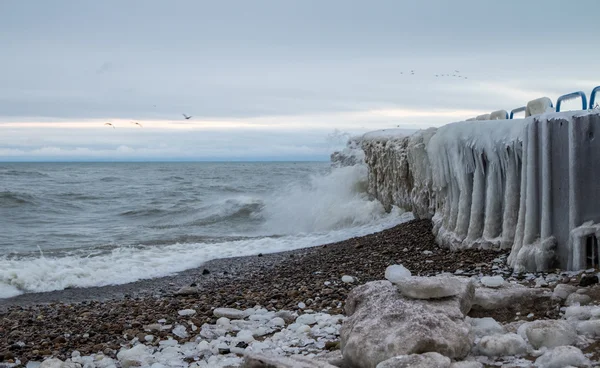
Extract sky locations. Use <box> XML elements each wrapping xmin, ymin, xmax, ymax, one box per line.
<box><xmin>0</xmin><ymin>0</ymin><xmax>599</xmax><ymax>161</ymax></box>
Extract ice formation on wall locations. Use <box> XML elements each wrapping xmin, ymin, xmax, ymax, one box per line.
<box><xmin>355</xmin><ymin>110</ymin><xmax>600</xmax><ymax>272</ymax></box>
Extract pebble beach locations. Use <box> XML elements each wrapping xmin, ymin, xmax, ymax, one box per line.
<box><xmin>0</xmin><ymin>219</ymin><xmax>507</xmax><ymax>365</ymax></box>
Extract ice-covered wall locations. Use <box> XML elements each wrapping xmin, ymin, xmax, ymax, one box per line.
<box><xmin>356</xmin><ymin>110</ymin><xmax>600</xmax><ymax>272</ymax></box>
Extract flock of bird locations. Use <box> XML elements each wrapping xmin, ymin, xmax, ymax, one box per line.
<box><xmin>102</xmin><ymin>70</ymin><xmax>470</xmax><ymax>128</ymax></box>
<box><xmin>103</xmin><ymin>114</ymin><xmax>192</xmax><ymax>128</ymax></box>
<box><xmin>398</xmin><ymin>70</ymin><xmax>469</xmax><ymax>79</ymax></box>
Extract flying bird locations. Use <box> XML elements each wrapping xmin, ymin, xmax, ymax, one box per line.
<box><xmin>131</xmin><ymin>121</ymin><xmax>143</xmax><ymax>127</ymax></box>
<box><xmin>182</xmin><ymin>114</ymin><xmax>192</xmax><ymax>120</ymax></box>
<box><xmin>455</xmin><ymin>70</ymin><xmax>460</xmax><ymax>73</ymax></box>
<box><xmin>104</xmin><ymin>123</ymin><xmax>115</xmax><ymax>129</ymax></box>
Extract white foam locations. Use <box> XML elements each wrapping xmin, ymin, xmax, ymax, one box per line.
<box><xmin>0</xmin><ymin>211</ymin><xmax>413</xmax><ymax>298</ymax></box>
<box><xmin>262</xmin><ymin>165</ymin><xmax>399</xmax><ymax>234</ymax></box>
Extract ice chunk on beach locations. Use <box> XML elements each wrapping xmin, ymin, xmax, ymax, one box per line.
<box><xmin>213</xmin><ymin>308</ymin><xmax>245</xmax><ymax>319</ymax></box>
<box><xmin>177</xmin><ymin>309</ymin><xmax>196</xmax><ymax>316</ymax></box>
<box><xmin>116</xmin><ymin>344</ymin><xmax>155</xmax><ymax>368</ymax></box>
<box><xmin>384</xmin><ymin>264</ymin><xmax>411</xmax><ymax>283</ymax></box>
<box><xmin>480</xmin><ymin>276</ymin><xmax>504</xmax><ymax>288</ymax></box>
<box><xmin>476</xmin><ymin>333</ymin><xmax>527</xmax><ymax>357</ymax></box>
<box><xmin>236</xmin><ymin>329</ymin><xmax>255</xmax><ymax>343</ymax></box>
<box><xmin>468</xmin><ymin>317</ymin><xmax>505</xmax><ymax>338</ymax></box>
<box><xmin>172</xmin><ymin>325</ymin><xmax>188</xmax><ymax>339</ymax></box>
<box><xmin>296</xmin><ymin>314</ymin><xmax>317</xmax><ymax>326</ymax></box>
<box><xmin>534</xmin><ymin>346</ymin><xmax>590</xmax><ymax>368</ymax></box>
<box><xmin>342</xmin><ymin>275</ymin><xmax>355</xmax><ymax>283</ymax></box>
<box><xmin>525</xmin><ymin>320</ymin><xmax>577</xmax><ymax>349</ymax></box>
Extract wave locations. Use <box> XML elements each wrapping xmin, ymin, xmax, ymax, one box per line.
<box><xmin>0</xmin><ymin>211</ymin><xmax>413</xmax><ymax>298</ymax></box>
<box><xmin>261</xmin><ymin>165</ymin><xmax>389</xmax><ymax>234</ymax></box>
<box><xmin>0</xmin><ymin>191</ymin><xmax>37</xmax><ymax>207</ymax></box>
<box><xmin>147</xmin><ymin>196</ymin><xmax>264</xmax><ymax>229</ymax></box>
<box><xmin>0</xmin><ymin>169</ymin><xmax>49</xmax><ymax>178</ymax></box>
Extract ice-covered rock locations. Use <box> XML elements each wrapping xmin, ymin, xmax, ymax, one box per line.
<box><xmin>243</xmin><ymin>353</ymin><xmax>339</xmax><ymax>367</ymax></box>
<box><xmin>384</xmin><ymin>265</ymin><xmax>411</xmax><ymax>283</ymax></box>
<box><xmin>565</xmin><ymin>293</ymin><xmax>592</xmax><ymax>306</ymax></box>
<box><xmin>177</xmin><ymin>309</ymin><xmax>196</xmax><ymax>316</ymax></box>
<box><xmin>395</xmin><ymin>276</ymin><xmax>474</xmax><ymax>304</ymax></box>
<box><xmin>341</xmin><ymin>275</ymin><xmax>355</xmax><ymax>283</ymax></box>
<box><xmin>39</xmin><ymin>359</ymin><xmax>64</xmax><ymax>368</ymax></box>
<box><xmin>236</xmin><ymin>329</ymin><xmax>255</xmax><ymax>343</ymax></box>
<box><xmin>468</xmin><ymin>317</ymin><xmax>505</xmax><ymax>338</ymax></box>
<box><xmin>172</xmin><ymin>325</ymin><xmax>188</xmax><ymax>338</ymax></box>
<box><xmin>534</xmin><ymin>276</ymin><xmax>548</xmax><ymax>288</ymax></box>
<box><xmin>552</xmin><ymin>284</ymin><xmax>577</xmax><ymax>300</ymax></box>
<box><xmin>375</xmin><ymin>352</ymin><xmax>451</xmax><ymax>368</ymax></box>
<box><xmin>480</xmin><ymin>276</ymin><xmax>504</xmax><ymax>288</ymax></box>
<box><xmin>175</xmin><ymin>286</ymin><xmax>199</xmax><ymax>295</ymax></box>
<box><xmin>340</xmin><ymin>280</ymin><xmax>474</xmax><ymax>368</ymax></box>
<box><xmin>533</xmin><ymin>346</ymin><xmax>591</xmax><ymax>368</ymax></box>
<box><xmin>575</xmin><ymin>320</ymin><xmax>600</xmax><ymax>337</ymax></box>
<box><xmin>563</xmin><ymin>305</ymin><xmax>598</xmax><ymax>321</ymax></box>
<box><xmin>213</xmin><ymin>308</ymin><xmax>246</xmax><ymax>319</ymax></box>
<box><xmin>116</xmin><ymin>344</ymin><xmax>155</xmax><ymax>368</ymax></box>
<box><xmin>476</xmin><ymin>333</ymin><xmax>528</xmax><ymax>357</ymax></box>
<box><xmin>296</xmin><ymin>314</ymin><xmax>317</xmax><ymax>326</ymax></box>
<box><xmin>449</xmin><ymin>362</ymin><xmax>483</xmax><ymax>368</ymax></box>
<box><xmin>275</xmin><ymin>310</ymin><xmax>296</xmax><ymax>324</ymax></box>
<box><xmin>472</xmin><ymin>283</ymin><xmax>551</xmax><ymax>312</ymax></box>
<box><xmin>524</xmin><ymin>320</ymin><xmax>577</xmax><ymax>349</ymax></box>
<box><xmin>269</xmin><ymin>317</ymin><xmax>286</xmax><ymax>327</ymax></box>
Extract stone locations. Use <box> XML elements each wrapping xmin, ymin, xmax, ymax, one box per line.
<box><xmin>116</xmin><ymin>344</ymin><xmax>155</xmax><ymax>368</ymax></box>
<box><xmin>174</xmin><ymin>286</ymin><xmax>199</xmax><ymax>295</ymax></box>
<box><xmin>243</xmin><ymin>353</ymin><xmax>338</xmax><ymax>367</ymax></box>
<box><xmin>213</xmin><ymin>307</ymin><xmax>246</xmax><ymax>319</ymax></box>
<box><xmin>472</xmin><ymin>283</ymin><xmax>551</xmax><ymax>311</ymax></box>
<box><xmin>342</xmin><ymin>275</ymin><xmax>355</xmax><ymax>283</ymax></box>
<box><xmin>480</xmin><ymin>276</ymin><xmax>504</xmax><ymax>288</ymax></box>
<box><xmin>467</xmin><ymin>317</ymin><xmax>505</xmax><ymax>338</ymax></box>
<box><xmin>177</xmin><ymin>309</ymin><xmax>196</xmax><ymax>316</ymax></box>
<box><xmin>449</xmin><ymin>362</ymin><xmax>483</xmax><ymax>368</ymax></box>
<box><xmin>525</xmin><ymin>320</ymin><xmax>577</xmax><ymax>349</ymax></box>
<box><xmin>579</xmin><ymin>274</ymin><xmax>598</xmax><ymax>287</ymax></box>
<box><xmin>39</xmin><ymin>359</ymin><xmax>63</xmax><ymax>368</ymax></box>
<box><xmin>476</xmin><ymin>333</ymin><xmax>527</xmax><ymax>357</ymax></box>
<box><xmin>375</xmin><ymin>352</ymin><xmax>451</xmax><ymax>368</ymax></box>
<box><xmin>274</xmin><ymin>310</ymin><xmax>296</xmax><ymax>324</ymax></box>
<box><xmin>576</xmin><ymin>320</ymin><xmax>600</xmax><ymax>337</ymax></box>
<box><xmin>565</xmin><ymin>293</ymin><xmax>592</xmax><ymax>306</ymax></box>
<box><xmin>384</xmin><ymin>265</ymin><xmax>411</xmax><ymax>283</ymax></box>
<box><xmin>340</xmin><ymin>281</ymin><xmax>474</xmax><ymax>368</ymax></box>
<box><xmin>296</xmin><ymin>314</ymin><xmax>317</xmax><ymax>326</ymax></box>
<box><xmin>552</xmin><ymin>284</ymin><xmax>577</xmax><ymax>300</ymax></box>
<box><xmin>395</xmin><ymin>276</ymin><xmax>474</xmax><ymax>304</ymax></box>
<box><xmin>534</xmin><ymin>346</ymin><xmax>591</xmax><ymax>368</ymax></box>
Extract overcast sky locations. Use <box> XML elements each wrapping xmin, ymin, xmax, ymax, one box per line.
<box><xmin>1</xmin><ymin>0</ymin><xmax>598</xmax><ymax>161</ymax></box>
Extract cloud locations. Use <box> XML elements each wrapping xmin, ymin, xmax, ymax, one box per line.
<box><xmin>1</xmin><ymin>0</ymin><xmax>599</xmax><ymax>160</ymax></box>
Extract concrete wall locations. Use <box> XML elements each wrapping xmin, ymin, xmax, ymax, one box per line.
<box><xmin>358</xmin><ymin>110</ymin><xmax>600</xmax><ymax>271</ymax></box>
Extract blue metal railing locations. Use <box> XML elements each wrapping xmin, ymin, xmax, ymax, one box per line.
<box><xmin>556</xmin><ymin>91</ymin><xmax>588</xmax><ymax>112</ymax></box>
<box><xmin>498</xmin><ymin>86</ymin><xmax>600</xmax><ymax>119</ymax></box>
<box><xmin>590</xmin><ymin>86</ymin><xmax>600</xmax><ymax>109</ymax></box>
<box><xmin>510</xmin><ymin>106</ymin><xmax>526</xmax><ymax>119</ymax></box>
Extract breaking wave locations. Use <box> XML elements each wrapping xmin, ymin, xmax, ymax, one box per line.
<box><xmin>0</xmin><ymin>162</ymin><xmax>412</xmax><ymax>298</ymax></box>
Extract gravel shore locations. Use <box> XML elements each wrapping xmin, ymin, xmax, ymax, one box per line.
<box><xmin>0</xmin><ymin>219</ymin><xmax>508</xmax><ymax>364</ymax></box>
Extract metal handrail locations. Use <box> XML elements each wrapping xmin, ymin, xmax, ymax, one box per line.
<box><xmin>510</xmin><ymin>106</ymin><xmax>526</xmax><ymax>119</ymax></box>
<box><xmin>590</xmin><ymin>86</ymin><xmax>600</xmax><ymax>109</ymax></box>
<box><xmin>556</xmin><ymin>91</ymin><xmax>588</xmax><ymax>112</ymax></box>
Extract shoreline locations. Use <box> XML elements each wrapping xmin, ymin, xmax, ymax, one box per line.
<box><xmin>0</xmin><ymin>219</ymin><xmax>509</xmax><ymax>364</ymax></box>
